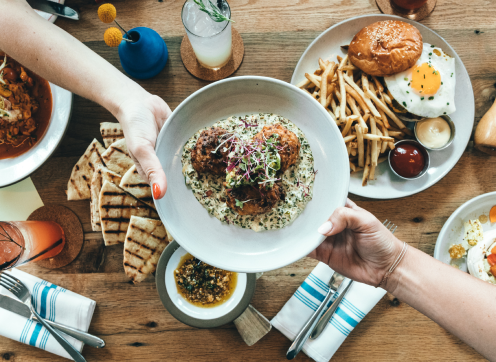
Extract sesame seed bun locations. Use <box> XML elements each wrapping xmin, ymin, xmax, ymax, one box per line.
<box><xmin>348</xmin><ymin>20</ymin><xmax>423</xmax><ymax>77</ymax></box>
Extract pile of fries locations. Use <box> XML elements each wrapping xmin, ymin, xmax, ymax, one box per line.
<box><xmin>297</xmin><ymin>54</ymin><xmax>412</xmax><ymax>186</ymax></box>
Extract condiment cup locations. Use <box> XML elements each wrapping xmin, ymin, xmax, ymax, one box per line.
<box><xmin>414</xmin><ymin>115</ymin><xmax>456</xmax><ymax>151</ymax></box>
<box><xmin>388</xmin><ymin>139</ymin><xmax>430</xmax><ymax>180</ymax></box>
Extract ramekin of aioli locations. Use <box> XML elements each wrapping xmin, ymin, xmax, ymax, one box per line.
<box><xmin>414</xmin><ymin>115</ymin><xmax>455</xmax><ymax>150</ymax></box>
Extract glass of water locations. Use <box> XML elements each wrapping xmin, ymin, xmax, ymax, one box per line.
<box><xmin>181</xmin><ymin>0</ymin><xmax>232</xmax><ymax>70</ymax></box>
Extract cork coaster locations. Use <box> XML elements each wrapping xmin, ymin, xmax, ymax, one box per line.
<box><xmin>376</xmin><ymin>0</ymin><xmax>437</xmax><ymax>21</ymax></box>
<box><xmin>181</xmin><ymin>28</ymin><xmax>244</xmax><ymax>81</ymax></box>
<box><xmin>27</xmin><ymin>205</ymin><xmax>84</xmax><ymax>269</ymax></box>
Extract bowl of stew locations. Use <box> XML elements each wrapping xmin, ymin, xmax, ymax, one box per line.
<box><xmin>0</xmin><ymin>54</ymin><xmax>72</xmax><ymax>187</ymax></box>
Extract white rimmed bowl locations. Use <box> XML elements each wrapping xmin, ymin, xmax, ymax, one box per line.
<box><xmin>434</xmin><ymin>191</ymin><xmax>496</xmax><ymax>272</ymax></box>
<box><xmin>154</xmin><ymin>76</ymin><xmax>349</xmax><ymax>273</ymax></box>
<box><xmin>0</xmin><ymin>82</ymin><xmax>72</xmax><ymax>188</ymax></box>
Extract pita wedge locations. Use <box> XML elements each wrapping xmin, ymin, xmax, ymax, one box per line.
<box><xmin>99</xmin><ymin>180</ymin><xmax>159</xmax><ymax>246</ymax></box>
<box><xmin>120</xmin><ymin>165</ymin><xmax>154</xmax><ymax>209</ymax></box>
<box><xmin>67</xmin><ymin>139</ymin><xmax>106</xmax><ymax>200</ymax></box>
<box><xmin>100</xmin><ymin>122</ymin><xmax>124</xmax><ymax>148</ymax></box>
<box><xmin>123</xmin><ymin>216</ymin><xmax>172</xmax><ymax>283</ymax></box>
<box><xmin>90</xmin><ymin>166</ymin><xmax>122</xmax><ymax>231</ymax></box>
<box><xmin>101</xmin><ymin>138</ymin><xmax>134</xmax><ymax>176</ymax></box>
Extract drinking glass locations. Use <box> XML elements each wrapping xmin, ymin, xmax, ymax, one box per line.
<box><xmin>391</xmin><ymin>0</ymin><xmax>429</xmax><ymax>12</ymax></box>
<box><xmin>0</xmin><ymin>221</ymin><xmax>65</xmax><ymax>270</ymax></box>
<box><xmin>182</xmin><ymin>0</ymin><xmax>232</xmax><ymax>70</ymax></box>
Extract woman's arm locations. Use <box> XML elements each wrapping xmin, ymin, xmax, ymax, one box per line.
<box><xmin>311</xmin><ymin>199</ymin><xmax>496</xmax><ymax>361</ymax></box>
<box><xmin>0</xmin><ymin>0</ymin><xmax>170</xmax><ymax>198</ymax></box>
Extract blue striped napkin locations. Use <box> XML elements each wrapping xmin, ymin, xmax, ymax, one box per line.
<box><xmin>271</xmin><ymin>262</ymin><xmax>386</xmax><ymax>362</ymax></box>
<box><xmin>0</xmin><ymin>269</ymin><xmax>96</xmax><ymax>360</ymax></box>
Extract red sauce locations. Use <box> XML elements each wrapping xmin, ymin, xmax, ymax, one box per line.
<box><xmin>390</xmin><ymin>143</ymin><xmax>425</xmax><ymax>178</ymax></box>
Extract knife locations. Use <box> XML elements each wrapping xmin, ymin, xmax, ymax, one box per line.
<box><xmin>27</xmin><ymin>0</ymin><xmax>79</xmax><ymax>20</ymax></box>
<box><xmin>0</xmin><ymin>295</ymin><xmax>105</xmax><ymax>348</ymax></box>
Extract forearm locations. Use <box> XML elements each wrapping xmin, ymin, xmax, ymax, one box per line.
<box><xmin>386</xmin><ymin>245</ymin><xmax>496</xmax><ymax>360</ymax></box>
<box><xmin>0</xmin><ymin>0</ymin><xmax>144</xmax><ymax>117</ymax></box>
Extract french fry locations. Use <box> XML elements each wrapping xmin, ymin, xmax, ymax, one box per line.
<box><xmin>338</xmin><ymin>70</ymin><xmax>346</xmax><ymax>121</ymax></box>
<box><xmin>341</xmin><ymin>65</ymin><xmax>358</xmax><ymax>71</ymax></box>
<box><xmin>343</xmin><ymin>134</ymin><xmax>357</xmax><ymax>143</ymax></box>
<box><xmin>378</xmin><ymin>107</ymin><xmax>390</xmax><ymax>128</ymax></box>
<box><xmin>341</xmin><ymin>116</ymin><xmax>356</xmax><ymax>137</ymax></box>
<box><xmin>346</xmin><ymin>141</ymin><xmax>352</xmax><ymax>156</ymax></box>
<box><xmin>297</xmin><ymin>78</ymin><xmax>311</xmax><ymax>88</ymax></box>
<box><xmin>351</xmin><ymin>167</ymin><xmax>364</xmax><ymax>174</ymax></box>
<box><xmin>338</xmin><ymin>54</ymin><xmax>349</xmax><ymax>70</ymax></box>
<box><xmin>366</xmin><ymin>88</ymin><xmax>407</xmax><ymax>130</ymax></box>
<box><xmin>362</xmin><ymin>142</ymin><xmax>371</xmax><ymax>186</ymax></box>
<box><xmin>347</xmin><ymin>95</ymin><xmax>368</xmax><ymax>133</ymax></box>
<box><xmin>319</xmin><ymin>58</ymin><xmax>329</xmax><ymax>71</ymax></box>
<box><xmin>305</xmin><ymin>73</ymin><xmax>321</xmax><ymax>89</ymax></box>
<box><xmin>344</xmin><ymin>74</ymin><xmax>381</xmax><ymax>118</ymax></box>
<box><xmin>350</xmin><ymin>148</ymin><xmax>357</xmax><ymax>156</ymax></box>
<box><xmin>320</xmin><ymin>63</ymin><xmax>336</xmax><ymax>107</ymax></box>
<box><xmin>344</xmin><ymin>84</ymin><xmax>370</xmax><ymax>113</ymax></box>
<box><xmin>363</xmin><ymin>134</ymin><xmax>394</xmax><ymax>142</ymax></box>
<box><xmin>355</xmin><ymin>124</ymin><xmax>364</xmax><ymax>168</ymax></box>
<box><xmin>388</xmin><ymin>131</ymin><xmax>405</xmax><ymax>138</ymax></box>
<box><xmin>362</xmin><ymin>73</ymin><xmax>370</xmax><ymax>92</ymax></box>
<box><xmin>380</xmin><ymin>126</ymin><xmax>388</xmax><ymax>153</ymax></box>
<box><xmin>370</xmin><ymin>117</ymin><xmax>378</xmax><ymax>166</ymax></box>
<box><xmin>349</xmin><ymin>161</ymin><xmax>356</xmax><ymax>172</ymax></box>
<box><xmin>372</xmin><ymin>76</ymin><xmax>384</xmax><ymax>92</ymax></box>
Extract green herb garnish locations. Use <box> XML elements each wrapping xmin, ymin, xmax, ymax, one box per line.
<box><xmin>194</xmin><ymin>0</ymin><xmax>234</xmax><ymax>23</ymax></box>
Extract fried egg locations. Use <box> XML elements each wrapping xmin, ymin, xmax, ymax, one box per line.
<box><xmin>384</xmin><ymin>43</ymin><xmax>456</xmax><ymax>118</ymax></box>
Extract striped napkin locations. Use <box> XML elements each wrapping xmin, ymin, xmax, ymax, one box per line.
<box><xmin>271</xmin><ymin>262</ymin><xmax>386</xmax><ymax>362</ymax></box>
<box><xmin>0</xmin><ymin>269</ymin><xmax>96</xmax><ymax>360</ymax></box>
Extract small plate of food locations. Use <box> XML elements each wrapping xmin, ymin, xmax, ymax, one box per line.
<box><xmin>291</xmin><ymin>14</ymin><xmax>474</xmax><ymax>199</ymax></box>
<box><xmin>156</xmin><ymin>241</ymin><xmax>256</xmax><ymax>328</ymax></box>
<box><xmin>154</xmin><ymin>76</ymin><xmax>349</xmax><ymax>272</ymax></box>
<box><xmin>0</xmin><ymin>53</ymin><xmax>72</xmax><ymax>187</ymax></box>
<box><xmin>434</xmin><ymin>192</ymin><xmax>496</xmax><ymax>284</ymax></box>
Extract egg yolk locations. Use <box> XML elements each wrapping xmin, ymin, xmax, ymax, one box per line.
<box><xmin>410</xmin><ymin>63</ymin><xmax>441</xmax><ymax>95</ymax></box>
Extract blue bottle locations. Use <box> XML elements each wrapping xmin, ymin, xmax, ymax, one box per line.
<box><xmin>118</xmin><ymin>27</ymin><xmax>168</xmax><ymax>80</ymax></box>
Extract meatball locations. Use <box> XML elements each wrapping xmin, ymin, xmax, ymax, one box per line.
<box><xmin>191</xmin><ymin>127</ymin><xmax>232</xmax><ymax>175</ymax></box>
<box><xmin>225</xmin><ymin>183</ymin><xmax>282</xmax><ymax>216</ymax></box>
<box><xmin>253</xmin><ymin>124</ymin><xmax>300</xmax><ymax>173</ymax></box>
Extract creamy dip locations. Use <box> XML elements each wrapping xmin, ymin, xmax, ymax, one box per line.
<box><xmin>182</xmin><ymin>113</ymin><xmax>315</xmax><ymax>232</ymax></box>
<box><xmin>416</xmin><ymin>117</ymin><xmax>451</xmax><ymax>149</ymax></box>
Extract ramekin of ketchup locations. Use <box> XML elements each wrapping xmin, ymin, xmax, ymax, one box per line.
<box><xmin>388</xmin><ymin>140</ymin><xmax>430</xmax><ymax>179</ymax></box>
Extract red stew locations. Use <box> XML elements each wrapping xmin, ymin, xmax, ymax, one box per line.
<box><xmin>390</xmin><ymin>143</ymin><xmax>425</xmax><ymax>178</ymax></box>
<box><xmin>0</xmin><ymin>54</ymin><xmax>52</xmax><ymax>159</ymax></box>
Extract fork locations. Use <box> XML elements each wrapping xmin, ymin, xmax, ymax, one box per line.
<box><xmin>0</xmin><ymin>272</ymin><xmax>86</xmax><ymax>362</ymax></box>
<box><xmin>309</xmin><ymin>219</ymin><xmax>398</xmax><ymax>340</ymax></box>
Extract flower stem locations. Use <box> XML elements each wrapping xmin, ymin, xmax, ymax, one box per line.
<box><xmin>114</xmin><ymin>20</ymin><xmax>133</xmax><ymax>42</ymax></box>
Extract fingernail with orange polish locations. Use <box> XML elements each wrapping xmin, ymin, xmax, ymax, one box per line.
<box><xmin>153</xmin><ymin>183</ymin><xmax>161</xmax><ymax>199</ymax></box>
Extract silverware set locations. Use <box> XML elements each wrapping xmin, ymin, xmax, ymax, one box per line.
<box><xmin>0</xmin><ymin>272</ymin><xmax>105</xmax><ymax>362</ymax></box>
<box><xmin>287</xmin><ymin>220</ymin><xmax>397</xmax><ymax>360</ymax></box>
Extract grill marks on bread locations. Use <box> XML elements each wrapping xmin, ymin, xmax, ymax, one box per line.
<box><xmin>102</xmin><ymin>138</ymin><xmax>134</xmax><ymax>176</ymax></box>
<box><xmin>99</xmin><ymin>181</ymin><xmax>159</xmax><ymax>246</ymax></box>
<box><xmin>90</xmin><ymin>166</ymin><xmax>122</xmax><ymax>231</ymax></box>
<box><xmin>67</xmin><ymin>139</ymin><xmax>106</xmax><ymax>200</ymax></box>
<box><xmin>100</xmin><ymin>122</ymin><xmax>124</xmax><ymax>148</ymax></box>
<box><xmin>123</xmin><ymin>216</ymin><xmax>172</xmax><ymax>283</ymax></box>
<box><xmin>120</xmin><ymin>165</ymin><xmax>154</xmax><ymax>209</ymax></box>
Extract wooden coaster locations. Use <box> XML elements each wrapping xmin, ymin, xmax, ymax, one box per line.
<box><xmin>181</xmin><ymin>28</ymin><xmax>244</xmax><ymax>81</ymax></box>
<box><xmin>376</xmin><ymin>0</ymin><xmax>437</xmax><ymax>21</ymax></box>
<box><xmin>27</xmin><ymin>205</ymin><xmax>84</xmax><ymax>269</ymax></box>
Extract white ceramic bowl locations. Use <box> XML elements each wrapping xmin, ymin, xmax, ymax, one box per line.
<box><xmin>154</xmin><ymin>76</ymin><xmax>349</xmax><ymax>273</ymax></box>
<box><xmin>434</xmin><ymin>191</ymin><xmax>496</xmax><ymax>271</ymax></box>
<box><xmin>165</xmin><ymin>246</ymin><xmax>247</xmax><ymax>320</ymax></box>
<box><xmin>0</xmin><ymin>82</ymin><xmax>72</xmax><ymax>187</ymax></box>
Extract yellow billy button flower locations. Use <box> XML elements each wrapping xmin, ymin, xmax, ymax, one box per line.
<box><xmin>98</xmin><ymin>3</ymin><xmax>117</xmax><ymax>23</ymax></box>
<box><xmin>104</xmin><ymin>27</ymin><xmax>123</xmax><ymax>47</ymax></box>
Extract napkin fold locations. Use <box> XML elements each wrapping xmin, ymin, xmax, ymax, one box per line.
<box><xmin>271</xmin><ymin>263</ymin><xmax>386</xmax><ymax>362</ymax></box>
<box><xmin>0</xmin><ymin>269</ymin><xmax>96</xmax><ymax>360</ymax></box>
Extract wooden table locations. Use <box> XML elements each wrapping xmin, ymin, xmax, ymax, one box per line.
<box><xmin>1</xmin><ymin>0</ymin><xmax>495</xmax><ymax>360</ymax></box>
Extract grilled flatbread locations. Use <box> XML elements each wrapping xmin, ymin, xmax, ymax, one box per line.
<box><xmin>100</xmin><ymin>122</ymin><xmax>124</xmax><ymax>148</ymax></box>
<box><xmin>90</xmin><ymin>166</ymin><xmax>122</xmax><ymax>231</ymax></box>
<box><xmin>101</xmin><ymin>138</ymin><xmax>134</xmax><ymax>176</ymax></box>
<box><xmin>120</xmin><ymin>165</ymin><xmax>154</xmax><ymax>209</ymax></box>
<box><xmin>99</xmin><ymin>181</ymin><xmax>159</xmax><ymax>246</ymax></box>
<box><xmin>67</xmin><ymin>139</ymin><xmax>106</xmax><ymax>200</ymax></box>
<box><xmin>123</xmin><ymin>216</ymin><xmax>172</xmax><ymax>283</ymax></box>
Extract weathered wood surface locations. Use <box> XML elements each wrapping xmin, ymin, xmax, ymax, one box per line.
<box><xmin>1</xmin><ymin>0</ymin><xmax>496</xmax><ymax>360</ymax></box>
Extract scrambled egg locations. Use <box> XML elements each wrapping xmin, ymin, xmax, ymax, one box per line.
<box><xmin>449</xmin><ymin>219</ymin><xmax>483</xmax><ymax>259</ymax></box>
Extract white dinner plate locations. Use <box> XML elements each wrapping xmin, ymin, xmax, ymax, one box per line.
<box><xmin>0</xmin><ymin>82</ymin><xmax>73</xmax><ymax>188</ymax></box>
<box><xmin>154</xmin><ymin>76</ymin><xmax>349</xmax><ymax>273</ymax></box>
<box><xmin>291</xmin><ymin>14</ymin><xmax>474</xmax><ymax>199</ymax></box>
<box><xmin>434</xmin><ymin>192</ymin><xmax>496</xmax><ymax>271</ymax></box>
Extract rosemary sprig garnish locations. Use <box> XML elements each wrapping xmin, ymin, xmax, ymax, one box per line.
<box><xmin>194</xmin><ymin>0</ymin><xmax>234</xmax><ymax>23</ymax></box>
